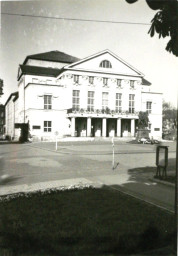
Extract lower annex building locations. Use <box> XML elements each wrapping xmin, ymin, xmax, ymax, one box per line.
<box><xmin>5</xmin><ymin>49</ymin><xmax>162</xmax><ymax>141</ymax></box>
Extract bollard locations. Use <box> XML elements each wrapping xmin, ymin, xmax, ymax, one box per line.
<box><xmin>54</xmin><ymin>131</ymin><xmax>59</xmax><ymax>151</ymax></box>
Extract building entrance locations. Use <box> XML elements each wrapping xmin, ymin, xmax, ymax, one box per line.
<box><xmin>91</xmin><ymin>118</ymin><xmax>102</xmax><ymax>137</ymax></box>
<box><xmin>106</xmin><ymin>119</ymin><xmax>117</xmax><ymax>137</ymax></box>
<box><xmin>75</xmin><ymin>117</ymin><xmax>87</xmax><ymax>137</ymax></box>
<box><xmin>121</xmin><ymin>119</ymin><xmax>131</xmax><ymax>137</ymax></box>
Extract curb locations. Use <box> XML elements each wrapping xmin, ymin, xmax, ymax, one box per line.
<box><xmin>149</xmin><ymin>178</ymin><xmax>175</xmax><ymax>187</ymax></box>
<box><xmin>0</xmin><ymin>178</ymin><xmax>101</xmax><ymax>197</ymax></box>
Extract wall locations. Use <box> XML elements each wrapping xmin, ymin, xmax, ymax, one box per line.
<box><xmin>141</xmin><ymin>92</ymin><xmax>162</xmax><ymax>139</ymax></box>
<box><xmin>5</xmin><ymin>97</ymin><xmax>15</xmax><ymax>139</ymax></box>
<box><xmin>26</xmin><ymin>109</ymin><xmax>69</xmax><ymax>141</ymax></box>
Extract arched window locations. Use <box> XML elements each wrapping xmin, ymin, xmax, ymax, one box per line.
<box><xmin>99</xmin><ymin>60</ymin><xmax>112</xmax><ymax>68</ymax></box>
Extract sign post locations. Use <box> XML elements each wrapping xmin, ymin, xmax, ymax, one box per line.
<box><xmin>54</xmin><ymin>131</ymin><xmax>59</xmax><ymax>151</ymax></box>
<box><xmin>112</xmin><ymin>137</ymin><xmax>114</xmax><ymax>170</ymax></box>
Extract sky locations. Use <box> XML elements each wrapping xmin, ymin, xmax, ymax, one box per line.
<box><xmin>0</xmin><ymin>0</ymin><xmax>177</xmax><ymax>107</ymax></box>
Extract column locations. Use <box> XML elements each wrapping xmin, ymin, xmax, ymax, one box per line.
<box><xmin>71</xmin><ymin>117</ymin><xmax>75</xmax><ymax>137</ymax></box>
<box><xmin>131</xmin><ymin>119</ymin><xmax>135</xmax><ymax>136</ymax></box>
<box><xmin>102</xmin><ymin>118</ymin><xmax>106</xmax><ymax>137</ymax></box>
<box><xmin>87</xmin><ymin>117</ymin><xmax>91</xmax><ymax>137</ymax></box>
<box><xmin>117</xmin><ymin>118</ymin><xmax>121</xmax><ymax>137</ymax></box>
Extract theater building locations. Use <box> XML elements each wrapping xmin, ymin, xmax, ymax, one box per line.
<box><xmin>5</xmin><ymin>49</ymin><xmax>162</xmax><ymax>141</ymax></box>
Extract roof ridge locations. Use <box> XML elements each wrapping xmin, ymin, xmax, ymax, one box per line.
<box><xmin>23</xmin><ymin>50</ymin><xmax>79</xmax><ymax>65</ymax></box>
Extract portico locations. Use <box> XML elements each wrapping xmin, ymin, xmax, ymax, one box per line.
<box><xmin>69</xmin><ymin>115</ymin><xmax>136</xmax><ymax>138</ymax></box>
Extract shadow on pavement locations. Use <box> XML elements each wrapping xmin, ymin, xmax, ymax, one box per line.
<box><xmin>0</xmin><ymin>141</ymin><xmax>22</xmax><ymax>145</ymax></box>
<box><xmin>126</xmin><ymin>158</ymin><xmax>176</xmax><ymax>184</ymax></box>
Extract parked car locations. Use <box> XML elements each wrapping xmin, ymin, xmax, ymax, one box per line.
<box><xmin>138</xmin><ymin>137</ymin><xmax>160</xmax><ymax>144</ymax></box>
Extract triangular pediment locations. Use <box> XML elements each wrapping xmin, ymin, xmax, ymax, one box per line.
<box><xmin>65</xmin><ymin>50</ymin><xmax>143</xmax><ymax>76</ymax></box>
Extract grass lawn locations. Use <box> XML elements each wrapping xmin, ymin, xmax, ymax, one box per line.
<box><xmin>0</xmin><ymin>186</ymin><xmax>176</xmax><ymax>256</ymax></box>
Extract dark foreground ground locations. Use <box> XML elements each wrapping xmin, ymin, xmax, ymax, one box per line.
<box><xmin>0</xmin><ymin>187</ymin><xmax>176</xmax><ymax>256</ymax></box>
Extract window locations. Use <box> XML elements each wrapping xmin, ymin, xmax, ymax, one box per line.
<box><xmin>154</xmin><ymin>128</ymin><xmax>160</xmax><ymax>131</ymax></box>
<box><xmin>129</xmin><ymin>94</ymin><xmax>135</xmax><ymax>113</ymax></box>
<box><xmin>148</xmin><ymin>123</ymin><xmax>151</xmax><ymax>130</ymax></box>
<box><xmin>103</xmin><ymin>78</ymin><xmax>108</xmax><ymax>86</ymax></box>
<box><xmin>44</xmin><ymin>95</ymin><xmax>52</xmax><ymax>110</ymax></box>
<box><xmin>146</xmin><ymin>101</ymin><xmax>152</xmax><ymax>114</ymax></box>
<box><xmin>87</xmin><ymin>91</ymin><xmax>94</xmax><ymax>111</ymax></box>
<box><xmin>130</xmin><ymin>80</ymin><xmax>135</xmax><ymax>88</ymax></box>
<box><xmin>44</xmin><ymin>121</ymin><xmax>52</xmax><ymax>132</ymax></box>
<box><xmin>33</xmin><ymin>125</ymin><xmax>41</xmax><ymax>129</ymax></box>
<box><xmin>117</xmin><ymin>79</ymin><xmax>122</xmax><ymax>87</ymax></box>
<box><xmin>74</xmin><ymin>75</ymin><xmax>79</xmax><ymax>83</ymax></box>
<box><xmin>116</xmin><ymin>93</ymin><xmax>122</xmax><ymax>113</ymax></box>
<box><xmin>99</xmin><ymin>60</ymin><xmax>112</xmax><ymax>68</ymax></box>
<box><xmin>89</xmin><ymin>76</ymin><xmax>94</xmax><ymax>84</ymax></box>
<box><xmin>102</xmin><ymin>92</ymin><xmax>109</xmax><ymax>109</ymax></box>
<box><xmin>72</xmin><ymin>90</ymin><xmax>80</xmax><ymax>110</ymax></box>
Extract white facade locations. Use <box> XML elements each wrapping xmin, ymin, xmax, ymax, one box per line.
<box><xmin>5</xmin><ymin>92</ymin><xmax>20</xmax><ymax>140</ymax></box>
<box><xmin>5</xmin><ymin>50</ymin><xmax>163</xmax><ymax>141</ymax></box>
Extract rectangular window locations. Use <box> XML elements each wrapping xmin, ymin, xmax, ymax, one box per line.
<box><xmin>117</xmin><ymin>79</ymin><xmax>122</xmax><ymax>87</ymax></box>
<box><xmin>102</xmin><ymin>92</ymin><xmax>109</xmax><ymax>109</ymax></box>
<box><xmin>129</xmin><ymin>94</ymin><xmax>135</xmax><ymax>113</ymax></box>
<box><xmin>103</xmin><ymin>78</ymin><xmax>108</xmax><ymax>86</ymax></box>
<box><xmin>89</xmin><ymin>76</ymin><xmax>94</xmax><ymax>84</ymax></box>
<box><xmin>130</xmin><ymin>80</ymin><xmax>134</xmax><ymax>88</ymax></box>
<box><xmin>154</xmin><ymin>128</ymin><xmax>160</xmax><ymax>131</ymax></box>
<box><xmin>44</xmin><ymin>95</ymin><xmax>52</xmax><ymax>110</ymax></box>
<box><xmin>146</xmin><ymin>101</ymin><xmax>152</xmax><ymax>114</ymax></box>
<box><xmin>44</xmin><ymin>121</ymin><xmax>52</xmax><ymax>132</ymax></box>
<box><xmin>72</xmin><ymin>90</ymin><xmax>80</xmax><ymax>110</ymax></box>
<box><xmin>33</xmin><ymin>125</ymin><xmax>41</xmax><ymax>129</ymax></box>
<box><xmin>116</xmin><ymin>93</ymin><xmax>122</xmax><ymax>113</ymax></box>
<box><xmin>87</xmin><ymin>91</ymin><xmax>94</xmax><ymax>111</ymax></box>
<box><xmin>74</xmin><ymin>75</ymin><xmax>79</xmax><ymax>83</ymax></box>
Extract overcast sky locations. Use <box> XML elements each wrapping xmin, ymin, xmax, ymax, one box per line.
<box><xmin>0</xmin><ymin>0</ymin><xmax>177</xmax><ymax>107</ymax></box>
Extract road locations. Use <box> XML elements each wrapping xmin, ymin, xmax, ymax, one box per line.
<box><xmin>0</xmin><ymin>140</ymin><xmax>176</xmax><ymax>213</ymax></box>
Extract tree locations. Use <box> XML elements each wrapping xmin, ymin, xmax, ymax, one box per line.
<box><xmin>138</xmin><ymin>111</ymin><xmax>149</xmax><ymax>129</ymax></box>
<box><xmin>125</xmin><ymin>0</ymin><xmax>178</xmax><ymax>56</ymax></box>
<box><xmin>162</xmin><ymin>100</ymin><xmax>177</xmax><ymax>129</ymax></box>
<box><xmin>0</xmin><ymin>79</ymin><xmax>4</xmax><ymax>96</ymax></box>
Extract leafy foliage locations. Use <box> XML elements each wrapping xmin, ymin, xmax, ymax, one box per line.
<box><xmin>163</xmin><ymin>101</ymin><xmax>177</xmax><ymax>121</ymax></box>
<box><xmin>125</xmin><ymin>0</ymin><xmax>178</xmax><ymax>56</ymax></box>
<box><xmin>0</xmin><ymin>79</ymin><xmax>3</xmax><ymax>96</ymax></box>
